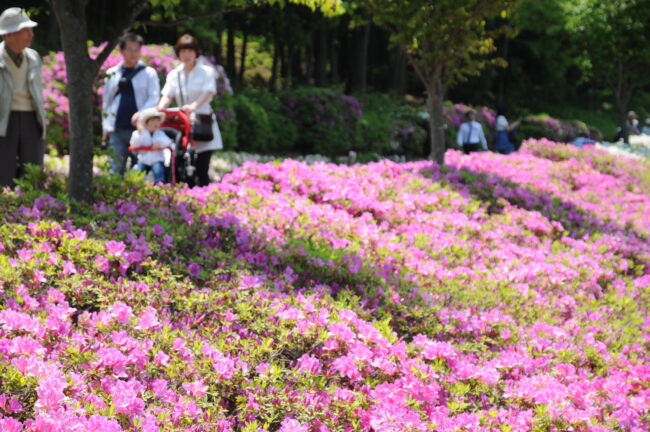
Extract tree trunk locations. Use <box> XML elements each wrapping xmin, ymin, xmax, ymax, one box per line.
<box><xmin>226</xmin><ymin>23</ymin><xmax>236</xmax><ymax>81</ymax></box>
<box><xmin>496</xmin><ymin>37</ymin><xmax>509</xmax><ymax>106</ymax></box>
<box><xmin>391</xmin><ymin>46</ymin><xmax>407</xmax><ymax>97</ymax></box>
<box><xmin>350</xmin><ymin>21</ymin><xmax>370</xmax><ymax>92</ymax></box>
<box><xmin>330</xmin><ymin>23</ymin><xmax>340</xmax><ymax>84</ymax></box>
<box><xmin>314</xmin><ymin>16</ymin><xmax>328</xmax><ymax>86</ymax></box>
<box><xmin>614</xmin><ymin>76</ymin><xmax>633</xmax><ymax>143</ymax></box>
<box><xmin>281</xmin><ymin>43</ymin><xmax>288</xmax><ymax>82</ymax></box>
<box><xmin>270</xmin><ymin>35</ymin><xmax>280</xmax><ymax>90</ymax></box>
<box><xmin>426</xmin><ymin>78</ymin><xmax>446</xmax><ymax>165</ymax></box>
<box><xmin>214</xmin><ymin>29</ymin><xmax>223</xmax><ymax>65</ymax></box>
<box><xmin>618</xmin><ymin>107</ymin><xmax>629</xmax><ymax>143</ymax></box>
<box><xmin>52</xmin><ymin>0</ymin><xmax>98</xmax><ymax>203</ymax></box>
<box><xmin>239</xmin><ymin>30</ymin><xmax>248</xmax><ymax>82</ymax></box>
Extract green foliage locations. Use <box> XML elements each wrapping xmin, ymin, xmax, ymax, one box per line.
<box><xmin>213</xmin><ymin>93</ymin><xmax>239</xmax><ymax>151</ymax></box>
<box><xmin>231</xmin><ymin>91</ymin><xmax>298</xmax><ymax>154</ymax></box>
<box><xmin>357</xmin><ymin>93</ymin><xmax>428</xmax><ymax>158</ymax></box>
<box><xmin>0</xmin><ymin>361</ymin><xmax>38</xmax><ymax>422</ymax></box>
<box><xmin>233</xmin><ymin>94</ymin><xmax>275</xmax><ymax>153</ymax></box>
<box><xmin>364</xmin><ymin>0</ymin><xmax>519</xmax><ymax>86</ymax></box>
<box><xmin>280</xmin><ymin>88</ymin><xmax>363</xmax><ymax>157</ymax></box>
<box><xmin>565</xmin><ymin>0</ymin><xmax>650</xmax><ymax>133</ymax></box>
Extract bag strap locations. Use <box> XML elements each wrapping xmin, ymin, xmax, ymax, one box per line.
<box><xmin>177</xmin><ymin>70</ymin><xmax>185</xmax><ymax>106</ymax></box>
<box><xmin>114</xmin><ymin>64</ymin><xmax>146</xmax><ymax>98</ymax></box>
<box><xmin>463</xmin><ymin>121</ymin><xmax>474</xmax><ymax>145</ymax></box>
<box><xmin>177</xmin><ymin>67</ymin><xmax>215</xmax><ymax>117</ymax></box>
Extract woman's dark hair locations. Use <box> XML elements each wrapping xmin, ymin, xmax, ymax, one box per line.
<box><xmin>118</xmin><ymin>33</ymin><xmax>144</xmax><ymax>50</ymax></box>
<box><xmin>174</xmin><ymin>34</ymin><xmax>201</xmax><ymax>57</ymax></box>
<box><xmin>496</xmin><ymin>104</ymin><xmax>507</xmax><ymax>117</ymax></box>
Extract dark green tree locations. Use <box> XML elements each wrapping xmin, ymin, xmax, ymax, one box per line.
<box><xmin>567</xmin><ymin>0</ymin><xmax>650</xmax><ymax>143</ymax></box>
<box><xmin>361</xmin><ymin>0</ymin><xmax>520</xmax><ymax>164</ymax></box>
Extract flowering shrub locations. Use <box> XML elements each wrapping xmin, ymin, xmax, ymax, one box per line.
<box><xmin>0</xmin><ymin>140</ymin><xmax>648</xmax><ymax>431</ymax></box>
<box><xmin>281</xmin><ymin>88</ymin><xmax>364</xmax><ymax>156</ymax></box>
<box><xmin>445</xmin><ymin>103</ymin><xmax>496</xmax><ymax>130</ymax></box>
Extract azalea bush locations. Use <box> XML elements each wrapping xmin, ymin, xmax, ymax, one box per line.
<box><xmin>0</xmin><ymin>140</ymin><xmax>648</xmax><ymax>431</ymax></box>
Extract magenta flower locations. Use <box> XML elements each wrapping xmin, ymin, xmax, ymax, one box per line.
<box><xmin>188</xmin><ymin>262</ymin><xmax>201</xmax><ymax>277</ymax></box>
<box><xmin>278</xmin><ymin>418</ymin><xmax>309</xmax><ymax>432</ymax></box>
<box><xmin>296</xmin><ymin>354</ymin><xmax>323</xmax><ymax>375</ymax></box>
<box><xmin>136</xmin><ymin>307</ymin><xmax>159</xmax><ymax>331</ymax></box>
<box><xmin>104</xmin><ymin>240</ymin><xmax>126</xmax><ymax>257</ymax></box>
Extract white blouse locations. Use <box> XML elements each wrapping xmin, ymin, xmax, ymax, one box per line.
<box><xmin>162</xmin><ymin>64</ymin><xmax>216</xmax><ymax>115</ymax></box>
<box><xmin>130</xmin><ymin>129</ymin><xmax>172</xmax><ymax>166</ymax></box>
<box><xmin>161</xmin><ymin>64</ymin><xmax>223</xmax><ymax>152</ymax></box>
<box><xmin>496</xmin><ymin>115</ymin><xmax>509</xmax><ymax>132</ymax></box>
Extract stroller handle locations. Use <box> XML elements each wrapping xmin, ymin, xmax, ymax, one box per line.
<box><xmin>128</xmin><ymin>145</ymin><xmax>173</xmax><ymax>152</ymax></box>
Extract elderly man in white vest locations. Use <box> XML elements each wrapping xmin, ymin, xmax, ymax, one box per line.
<box><xmin>0</xmin><ymin>7</ymin><xmax>45</xmax><ymax>188</ymax></box>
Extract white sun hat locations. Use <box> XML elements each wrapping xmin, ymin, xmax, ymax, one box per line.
<box><xmin>0</xmin><ymin>8</ymin><xmax>38</xmax><ymax>36</ymax></box>
<box><xmin>138</xmin><ymin>107</ymin><xmax>166</xmax><ymax>127</ymax></box>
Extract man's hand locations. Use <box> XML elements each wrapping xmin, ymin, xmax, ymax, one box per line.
<box><xmin>101</xmin><ymin>132</ymin><xmax>110</xmax><ymax>149</ymax></box>
<box><xmin>131</xmin><ymin>112</ymin><xmax>141</xmax><ymax>128</ymax></box>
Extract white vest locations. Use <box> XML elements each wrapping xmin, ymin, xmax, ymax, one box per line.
<box><xmin>6</xmin><ymin>54</ymin><xmax>35</xmax><ymax>111</ymax></box>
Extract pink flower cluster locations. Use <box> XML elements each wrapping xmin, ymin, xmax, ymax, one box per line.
<box><xmin>0</xmin><ymin>141</ymin><xmax>648</xmax><ymax>431</ymax></box>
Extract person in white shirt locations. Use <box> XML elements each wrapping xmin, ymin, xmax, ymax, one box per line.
<box><xmin>642</xmin><ymin>118</ymin><xmax>650</xmax><ymax>136</ymax></box>
<box><xmin>102</xmin><ymin>33</ymin><xmax>160</xmax><ymax>176</ymax></box>
<box><xmin>494</xmin><ymin>105</ymin><xmax>521</xmax><ymax>155</ymax></box>
<box><xmin>456</xmin><ymin>111</ymin><xmax>487</xmax><ymax>154</ymax></box>
<box><xmin>157</xmin><ymin>34</ymin><xmax>223</xmax><ymax>187</ymax></box>
<box><xmin>130</xmin><ymin>108</ymin><xmax>172</xmax><ymax>183</ymax></box>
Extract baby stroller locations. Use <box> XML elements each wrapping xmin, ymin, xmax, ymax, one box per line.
<box><xmin>129</xmin><ymin>109</ymin><xmax>197</xmax><ymax>185</ymax></box>
<box><xmin>159</xmin><ymin>109</ymin><xmax>198</xmax><ymax>185</ymax></box>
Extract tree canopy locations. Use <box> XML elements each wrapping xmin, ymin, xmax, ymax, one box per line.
<box><xmin>362</xmin><ymin>0</ymin><xmax>520</xmax><ymax>162</ymax></box>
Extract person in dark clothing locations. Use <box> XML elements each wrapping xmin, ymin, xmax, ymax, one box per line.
<box><xmin>101</xmin><ymin>33</ymin><xmax>160</xmax><ymax>176</ymax></box>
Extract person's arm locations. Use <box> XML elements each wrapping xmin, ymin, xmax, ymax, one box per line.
<box><xmin>457</xmin><ymin>123</ymin><xmax>466</xmax><ymax>147</ymax></box>
<box><xmin>101</xmin><ymin>70</ymin><xmax>117</xmax><ymax>138</ymax></box>
<box><xmin>142</xmin><ymin>67</ymin><xmax>161</xmax><ymax>110</ymax></box>
<box><xmin>508</xmin><ymin>118</ymin><xmax>522</xmax><ymax>131</ymax></box>
<box><xmin>157</xmin><ymin>70</ymin><xmax>176</xmax><ymax>111</ymax></box>
<box><xmin>182</xmin><ymin>91</ymin><xmax>215</xmax><ymax>114</ymax></box>
<box><xmin>157</xmin><ymin>95</ymin><xmax>173</xmax><ymax>111</ymax></box>
<box><xmin>479</xmin><ymin>124</ymin><xmax>488</xmax><ymax>150</ymax></box>
<box><xmin>130</xmin><ymin>131</ymin><xmax>141</xmax><ymax>148</ymax></box>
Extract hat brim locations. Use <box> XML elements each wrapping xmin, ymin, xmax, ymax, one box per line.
<box><xmin>0</xmin><ymin>20</ymin><xmax>37</xmax><ymax>36</ymax></box>
<box><xmin>138</xmin><ymin>113</ymin><xmax>166</xmax><ymax>126</ymax></box>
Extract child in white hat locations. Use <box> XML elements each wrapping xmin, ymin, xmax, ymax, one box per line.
<box><xmin>130</xmin><ymin>108</ymin><xmax>172</xmax><ymax>183</ymax></box>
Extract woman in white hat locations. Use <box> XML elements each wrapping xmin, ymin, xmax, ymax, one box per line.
<box><xmin>0</xmin><ymin>7</ymin><xmax>45</xmax><ymax>188</ymax></box>
<box><xmin>129</xmin><ymin>107</ymin><xmax>172</xmax><ymax>183</ymax></box>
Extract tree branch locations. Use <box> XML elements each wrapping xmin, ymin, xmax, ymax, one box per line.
<box><xmin>137</xmin><ymin>5</ymin><xmax>251</xmax><ymax>28</ymax></box>
<box><xmin>93</xmin><ymin>0</ymin><xmax>150</xmax><ymax>68</ymax></box>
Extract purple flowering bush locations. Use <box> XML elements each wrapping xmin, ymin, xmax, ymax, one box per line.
<box><xmin>0</xmin><ymin>140</ymin><xmax>648</xmax><ymax>431</ymax></box>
